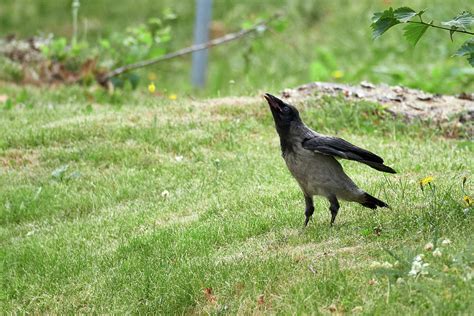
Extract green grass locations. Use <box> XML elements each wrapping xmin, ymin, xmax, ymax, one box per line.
<box><xmin>1</xmin><ymin>84</ymin><xmax>473</xmax><ymax>314</ymax></box>
<box><xmin>1</xmin><ymin>0</ymin><xmax>473</xmax><ymax>95</ymax></box>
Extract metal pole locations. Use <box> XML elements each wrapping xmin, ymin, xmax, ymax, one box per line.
<box><xmin>192</xmin><ymin>0</ymin><xmax>212</xmax><ymax>88</ymax></box>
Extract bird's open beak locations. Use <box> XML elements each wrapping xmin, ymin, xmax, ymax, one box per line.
<box><xmin>264</xmin><ymin>93</ymin><xmax>282</xmax><ymax>112</ymax></box>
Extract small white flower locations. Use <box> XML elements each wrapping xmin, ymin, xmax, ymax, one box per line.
<box><xmin>420</xmin><ymin>263</ymin><xmax>430</xmax><ymax>275</ymax></box>
<box><xmin>396</xmin><ymin>277</ymin><xmax>405</xmax><ymax>284</ymax></box>
<box><xmin>441</xmin><ymin>239</ymin><xmax>451</xmax><ymax>246</ymax></box>
<box><xmin>161</xmin><ymin>190</ymin><xmax>170</xmax><ymax>198</ymax></box>
<box><xmin>382</xmin><ymin>262</ymin><xmax>393</xmax><ymax>268</ymax></box>
<box><xmin>408</xmin><ymin>254</ymin><xmax>429</xmax><ymax>277</ymax></box>
<box><xmin>175</xmin><ymin>155</ymin><xmax>184</xmax><ymax>162</ymax></box>
<box><xmin>424</xmin><ymin>242</ymin><xmax>434</xmax><ymax>251</ymax></box>
<box><xmin>370</xmin><ymin>261</ymin><xmax>382</xmax><ymax>268</ymax></box>
<box><xmin>463</xmin><ymin>271</ymin><xmax>473</xmax><ymax>282</ymax></box>
<box><xmin>411</xmin><ymin>260</ymin><xmax>422</xmax><ymax>271</ymax></box>
<box><xmin>432</xmin><ymin>248</ymin><xmax>442</xmax><ymax>257</ymax></box>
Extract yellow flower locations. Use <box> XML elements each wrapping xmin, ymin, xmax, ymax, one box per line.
<box><xmin>148</xmin><ymin>82</ymin><xmax>156</xmax><ymax>93</ymax></box>
<box><xmin>168</xmin><ymin>94</ymin><xmax>177</xmax><ymax>100</ymax></box>
<box><xmin>419</xmin><ymin>176</ymin><xmax>434</xmax><ymax>187</ymax></box>
<box><xmin>464</xmin><ymin>195</ymin><xmax>473</xmax><ymax>206</ymax></box>
<box><xmin>331</xmin><ymin>70</ymin><xmax>344</xmax><ymax>79</ymax></box>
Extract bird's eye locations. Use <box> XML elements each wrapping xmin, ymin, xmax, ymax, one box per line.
<box><xmin>283</xmin><ymin>106</ymin><xmax>290</xmax><ymax>113</ymax></box>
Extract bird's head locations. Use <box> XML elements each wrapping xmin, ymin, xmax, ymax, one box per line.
<box><xmin>264</xmin><ymin>93</ymin><xmax>302</xmax><ymax>135</ymax></box>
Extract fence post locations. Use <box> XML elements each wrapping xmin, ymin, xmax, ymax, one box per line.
<box><xmin>192</xmin><ymin>0</ymin><xmax>212</xmax><ymax>88</ymax></box>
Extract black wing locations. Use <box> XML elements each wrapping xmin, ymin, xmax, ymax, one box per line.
<box><xmin>302</xmin><ymin>136</ymin><xmax>396</xmax><ymax>173</ymax></box>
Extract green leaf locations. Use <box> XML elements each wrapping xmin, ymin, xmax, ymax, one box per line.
<box><xmin>371</xmin><ymin>12</ymin><xmax>383</xmax><ymax>23</ymax></box>
<box><xmin>372</xmin><ymin>18</ymin><xmax>399</xmax><ymax>38</ymax></box>
<box><xmin>455</xmin><ymin>38</ymin><xmax>474</xmax><ymax>56</ymax></box>
<box><xmin>468</xmin><ymin>55</ymin><xmax>474</xmax><ymax>67</ymax></box>
<box><xmin>441</xmin><ymin>11</ymin><xmax>474</xmax><ymax>31</ymax></box>
<box><xmin>454</xmin><ymin>39</ymin><xmax>474</xmax><ymax>67</ymax></box>
<box><xmin>403</xmin><ymin>22</ymin><xmax>429</xmax><ymax>46</ymax></box>
<box><xmin>371</xmin><ymin>8</ymin><xmax>400</xmax><ymax>39</ymax></box>
<box><xmin>393</xmin><ymin>7</ymin><xmax>417</xmax><ymax>22</ymax></box>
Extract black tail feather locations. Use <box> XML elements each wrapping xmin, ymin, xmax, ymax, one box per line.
<box><xmin>360</xmin><ymin>193</ymin><xmax>388</xmax><ymax>209</ymax></box>
<box><xmin>360</xmin><ymin>160</ymin><xmax>397</xmax><ymax>174</ymax></box>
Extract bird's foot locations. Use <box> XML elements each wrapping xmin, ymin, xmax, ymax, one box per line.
<box><xmin>304</xmin><ymin>215</ymin><xmax>312</xmax><ymax>227</ymax></box>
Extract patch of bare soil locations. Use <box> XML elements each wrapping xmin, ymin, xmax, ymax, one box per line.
<box><xmin>0</xmin><ymin>148</ymin><xmax>40</xmax><ymax>169</ymax></box>
<box><xmin>281</xmin><ymin>81</ymin><xmax>473</xmax><ymax>126</ymax></box>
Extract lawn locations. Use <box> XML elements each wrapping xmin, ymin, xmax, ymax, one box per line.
<box><xmin>1</xmin><ymin>84</ymin><xmax>472</xmax><ymax>313</ymax></box>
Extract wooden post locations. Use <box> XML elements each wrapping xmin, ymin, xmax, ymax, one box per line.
<box><xmin>192</xmin><ymin>0</ymin><xmax>212</xmax><ymax>88</ymax></box>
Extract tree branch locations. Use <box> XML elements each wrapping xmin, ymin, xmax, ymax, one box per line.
<box><xmin>407</xmin><ymin>20</ymin><xmax>474</xmax><ymax>35</ymax></box>
<box><xmin>98</xmin><ymin>14</ymin><xmax>281</xmax><ymax>84</ymax></box>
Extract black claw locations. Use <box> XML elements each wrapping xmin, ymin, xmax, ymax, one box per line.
<box><xmin>304</xmin><ymin>216</ymin><xmax>311</xmax><ymax>227</ymax></box>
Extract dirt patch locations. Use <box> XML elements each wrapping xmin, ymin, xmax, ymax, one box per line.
<box><xmin>281</xmin><ymin>81</ymin><xmax>474</xmax><ymax>124</ymax></box>
<box><xmin>0</xmin><ymin>148</ymin><xmax>40</xmax><ymax>169</ymax></box>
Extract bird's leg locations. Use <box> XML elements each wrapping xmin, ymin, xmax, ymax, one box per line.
<box><xmin>304</xmin><ymin>195</ymin><xmax>314</xmax><ymax>227</ymax></box>
<box><xmin>328</xmin><ymin>196</ymin><xmax>340</xmax><ymax>226</ymax></box>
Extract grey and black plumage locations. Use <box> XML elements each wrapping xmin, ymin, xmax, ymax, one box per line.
<box><xmin>264</xmin><ymin>93</ymin><xmax>396</xmax><ymax>226</ymax></box>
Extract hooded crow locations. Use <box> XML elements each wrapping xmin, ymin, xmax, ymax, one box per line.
<box><xmin>264</xmin><ymin>93</ymin><xmax>396</xmax><ymax>226</ymax></box>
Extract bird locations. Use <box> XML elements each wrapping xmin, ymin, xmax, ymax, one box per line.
<box><xmin>264</xmin><ymin>93</ymin><xmax>396</xmax><ymax>227</ymax></box>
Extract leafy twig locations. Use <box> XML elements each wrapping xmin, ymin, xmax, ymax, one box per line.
<box><xmin>371</xmin><ymin>7</ymin><xmax>474</xmax><ymax>66</ymax></box>
<box><xmin>98</xmin><ymin>14</ymin><xmax>282</xmax><ymax>85</ymax></box>
<box><xmin>407</xmin><ymin>20</ymin><xmax>474</xmax><ymax>36</ymax></box>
